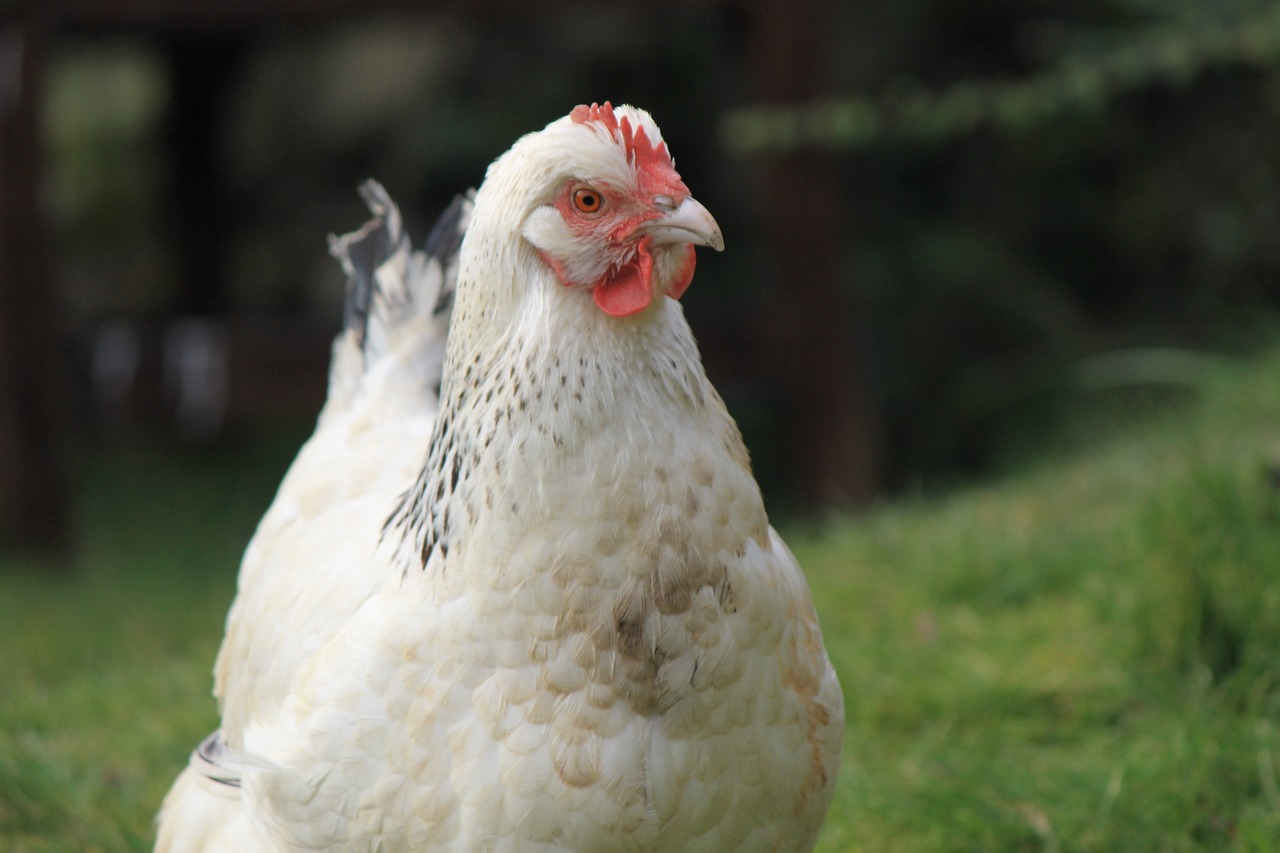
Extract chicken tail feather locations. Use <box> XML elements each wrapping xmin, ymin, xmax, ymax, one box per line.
<box><xmin>330</xmin><ymin>180</ymin><xmax>471</xmax><ymax>365</ymax></box>
<box><xmin>324</xmin><ymin>181</ymin><xmax>472</xmax><ymax>407</ymax></box>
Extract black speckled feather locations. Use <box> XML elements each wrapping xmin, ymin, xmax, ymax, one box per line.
<box><xmin>330</xmin><ymin>181</ymin><xmax>472</xmax><ymax>367</ymax></box>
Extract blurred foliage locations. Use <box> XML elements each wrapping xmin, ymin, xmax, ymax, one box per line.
<box><xmin>44</xmin><ymin>42</ymin><xmax>171</xmax><ymax>321</ymax></box>
<box><xmin>722</xmin><ymin>2</ymin><xmax>1280</xmax><ymax>152</ymax></box>
<box><xmin>793</xmin><ymin>0</ymin><xmax>1280</xmax><ymax>488</ymax></box>
<box><xmin>39</xmin><ymin>0</ymin><xmax>1280</xmax><ymax>496</ymax></box>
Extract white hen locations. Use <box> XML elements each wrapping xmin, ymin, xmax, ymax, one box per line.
<box><xmin>156</xmin><ymin>103</ymin><xmax>843</xmax><ymax>853</ymax></box>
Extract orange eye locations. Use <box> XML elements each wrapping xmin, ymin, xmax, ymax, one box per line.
<box><xmin>572</xmin><ymin>187</ymin><xmax>603</xmax><ymax>213</ymax></box>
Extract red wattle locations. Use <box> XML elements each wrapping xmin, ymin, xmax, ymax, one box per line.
<box><xmin>668</xmin><ymin>245</ymin><xmax>697</xmax><ymax>301</ymax></box>
<box><xmin>592</xmin><ymin>266</ymin><xmax>650</xmax><ymax>316</ymax></box>
<box><xmin>592</xmin><ymin>239</ymin><xmax>655</xmax><ymax>317</ymax></box>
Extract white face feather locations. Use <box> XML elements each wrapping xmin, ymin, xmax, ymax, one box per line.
<box><xmin>486</xmin><ymin>104</ymin><xmax>664</xmax><ymax>223</ymax></box>
<box><xmin>449</xmin><ymin>103</ymin><xmax>717</xmax><ymax>337</ymax></box>
<box><xmin>504</xmin><ymin>106</ymin><xmax>699</xmax><ymax>316</ymax></box>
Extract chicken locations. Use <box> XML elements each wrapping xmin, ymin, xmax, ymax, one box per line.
<box><xmin>156</xmin><ymin>102</ymin><xmax>843</xmax><ymax>853</ymax></box>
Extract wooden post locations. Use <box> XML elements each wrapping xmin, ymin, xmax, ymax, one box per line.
<box><xmin>0</xmin><ymin>3</ymin><xmax>72</xmax><ymax>561</ymax></box>
<box><xmin>163</xmin><ymin>32</ymin><xmax>247</xmax><ymax>318</ymax></box>
<box><xmin>750</xmin><ymin>0</ymin><xmax>880</xmax><ymax>506</ymax></box>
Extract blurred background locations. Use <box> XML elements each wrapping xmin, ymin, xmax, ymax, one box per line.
<box><xmin>3</xmin><ymin>0</ymin><xmax>1280</xmax><ymax>560</ymax></box>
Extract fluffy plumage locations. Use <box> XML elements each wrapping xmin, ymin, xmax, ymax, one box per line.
<box><xmin>156</xmin><ymin>103</ymin><xmax>842</xmax><ymax>853</ymax></box>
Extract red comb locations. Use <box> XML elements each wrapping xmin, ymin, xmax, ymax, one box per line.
<box><xmin>571</xmin><ymin>101</ymin><xmax>673</xmax><ymax>174</ymax></box>
<box><xmin>570</xmin><ymin>102</ymin><xmax>620</xmax><ymax>135</ymax></box>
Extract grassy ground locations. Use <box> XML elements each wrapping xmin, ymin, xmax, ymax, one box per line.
<box><xmin>2</xmin><ymin>349</ymin><xmax>1279</xmax><ymax>851</ymax></box>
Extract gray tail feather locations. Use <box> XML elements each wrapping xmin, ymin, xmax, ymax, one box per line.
<box><xmin>192</xmin><ymin>729</ymin><xmax>277</xmax><ymax>796</ymax></box>
<box><xmin>328</xmin><ymin>180</ymin><xmax>472</xmax><ymax>370</ymax></box>
<box><xmin>195</xmin><ymin>730</ymin><xmax>242</xmax><ymax>789</ymax></box>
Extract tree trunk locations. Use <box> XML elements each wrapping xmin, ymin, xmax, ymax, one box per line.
<box><xmin>0</xmin><ymin>4</ymin><xmax>72</xmax><ymax>562</ymax></box>
<box><xmin>749</xmin><ymin>0</ymin><xmax>880</xmax><ymax>506</ymax></box>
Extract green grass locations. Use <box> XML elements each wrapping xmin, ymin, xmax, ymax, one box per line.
<box><xmin>3</xmin><ymin>349</ymin><xmax>1280</xmax><ymax>851</ymax></box>
<box><xmin>797</xmin><ymin>347</ymin><xmax>1280</xmax><ymax>851</ymax></box>
<box><xmin>0</xmin><ymin>436</ymin><xmax>301</xmax><ymax>852</ymax></box>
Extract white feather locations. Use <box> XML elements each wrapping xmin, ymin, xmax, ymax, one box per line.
<box><xmin>156</xmin><ymin>105</ymin><xmax>842</xmax><ymax>853</ymax></box>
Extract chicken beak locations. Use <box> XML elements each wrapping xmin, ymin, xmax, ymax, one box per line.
<box><xmin>644</xmin><ymin>197</ymin><xmax>725</xmax><ymax>252</ymax></box>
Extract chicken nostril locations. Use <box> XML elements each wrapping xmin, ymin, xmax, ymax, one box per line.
<box><xmin>653</xmin><ymin>194</ymin><xmax>677</xmax><ymax>211</ymax></box>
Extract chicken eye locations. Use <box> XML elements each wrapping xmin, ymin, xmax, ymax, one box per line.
<box><xmin>572</xmin><ymin>187</ymin><xmax>603</xmax><ymax>214</ymax></box>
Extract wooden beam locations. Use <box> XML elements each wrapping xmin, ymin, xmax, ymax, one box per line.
<box><xmin>163</xmin><ymin>32</ymin><xmax>247</xmax><ymax>317</ymax></box>
<box><xmin>749</xmin><ymin>0</ymin><xmax>880</xmax><ymax>506</ymax></box>
<box><xmin>47</xmin><ymin>0</ymin><xmax>726</xmax><ymax>32</ymax></box>
<box><xmin>49</xmin><ymin>0</ymin><xmax>415</xmax><ymax>31</ymax></box>
<box><xmin>0</xmin><ymin>3</ymin><xmax>73</xmax><ymax>561</ymax></box>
